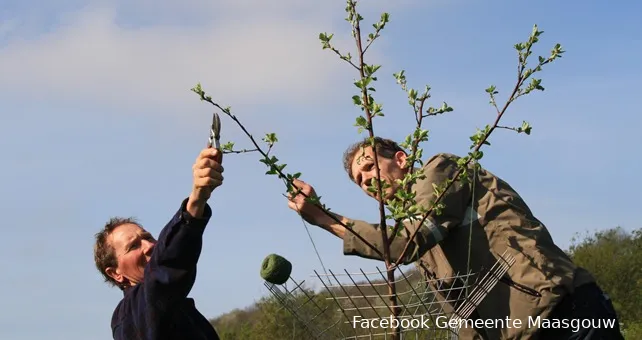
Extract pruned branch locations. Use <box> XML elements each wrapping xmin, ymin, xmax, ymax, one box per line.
<box><xmin>391</xmin><ymin>24</ymin><xmax>564</xmax><ymax>268</ymax></box>
<box><xmin>190</xmin><ymin>84</ymin><xmax>385</xmax><ymax>259</ymax></box>
<box><xmin>346</xmin><ymin>0</ymin><xmax>392</xmax><ymax>269</ymax></box>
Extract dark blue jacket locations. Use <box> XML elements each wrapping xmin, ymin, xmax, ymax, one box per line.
<box><xmin>110</xmin><ymin>198</ymin><xmax>220</xmax><ymax>340</ymax></box>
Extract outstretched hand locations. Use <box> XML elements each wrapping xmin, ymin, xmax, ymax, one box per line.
<box><xmin>187</xmin><ymin>147</ymin><xmax>224</xmax><ymax>217</ymax></box>
<box><xmin>287</xmin><ymin>179</ymin><xmax>327</xmax><ymax>226</ymax></box>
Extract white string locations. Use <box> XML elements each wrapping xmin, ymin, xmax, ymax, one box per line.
<box><xmin>296</xmin><ymin>202</ymin><xmax>332</xmax><ymax>286</ymax></box>
<box><xmin>465</xmin><ymin>163</ymin><xmax>477</xmax><ymax>297</ymax></box>
<box><xmin>284</xmin><ymin>191</ymin><xmax>332</xmax><ymax>286</ymax></box>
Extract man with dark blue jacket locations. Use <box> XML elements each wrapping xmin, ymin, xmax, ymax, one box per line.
<box><xmin>93</xmin><ymin>147</ymin><xmax>224</xmax><ymax>339</ymax></box>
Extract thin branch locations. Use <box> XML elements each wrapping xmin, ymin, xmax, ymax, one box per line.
<box><xmin>362</xmin><ymin>31</ymin><xmax>380</xmax><ymax>55</ymax></box>
<box><xmin>388</xmin><ymin>96</ymin><xmax>429</xmax><ymax>245</ymax></box>
<box><xmin>391</xmin><ymin>66</ymin><xmax>529</xmax><ymax>270</ymax></box>
<box><xmin>222</xmin><ymin>148</ymin><xmax>259</xmax><ymax>154</ymax></box>
<box><xmin>390</xmin><ymin>32</ymin><xmax>561</xmax><ymax>269</ymax></box>
<box><xmin>496</xmin><ymin>126</ymin><xmax>520</xmax><ymax>133</ymax></box>
<box><xmin>349</xmin><ymin>2</ymin><xmax>401</xmax><ymax>338</ymax></box>
<box><xmin>351</xmin><ymin>1</ymin><xmax>392</xmax><ymax>268</ymax></box>
<box><xmin>196</xmin><ymin>94</ymin><xmax>385</xmax><ymax>259</ymax></box>
<box><xmin>330</xmin><ymin>47</ymin><xmax>360</xmax><ymax>71</ymax></box>
<box><xmin>363</xmin><ymin>13</ymin><xmax>388</xmax><ymax>55</ymax></box>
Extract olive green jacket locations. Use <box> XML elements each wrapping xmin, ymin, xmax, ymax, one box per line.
<box><xmin>342</xmin><ymin>153</ymin><xmax>595</xmax><ymax>339</ymax></box>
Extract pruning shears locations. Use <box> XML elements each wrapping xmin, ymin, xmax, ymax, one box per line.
<box><xmin>208</xmin><ymin>112</ymin><xmax>223</xmax><ymax>162</ymax></box>
<box><xmin>208</xmin><ymin>112</ymin><xmax>221</xmax><ymax>149</ymax></box>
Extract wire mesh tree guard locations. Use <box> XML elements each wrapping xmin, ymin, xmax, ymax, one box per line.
<box><xmin>263</xmin><ymin>249</ymin><xmax>516</xmax><ymax>340</ymax></box>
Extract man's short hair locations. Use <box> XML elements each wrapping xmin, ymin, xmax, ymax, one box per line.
<box><xmin>93</xmin><ymin>217</ymin><xmax>141</xmax><ymax>289</ymax></box>
<box><xmin>342</xmin><ymin>137</ymin><xmax>405</xmax><ymax>181</ymax></box>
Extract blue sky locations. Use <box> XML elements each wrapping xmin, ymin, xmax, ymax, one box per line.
<box><xmin>1</xmin><ymin>0</ymin><xmax>640</xmax><ymax>339</ymax></box>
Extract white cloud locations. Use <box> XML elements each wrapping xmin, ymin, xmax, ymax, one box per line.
<box><xmin>0</xmin><ymin>1</ymin><xmax>393</xmax><ymax>111</ymax></box>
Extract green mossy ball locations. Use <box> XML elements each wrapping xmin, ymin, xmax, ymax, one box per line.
<box><xmin>260</xmin><ymin>253</ymin><xmax>292</xmax><ymax>285</ymax></box>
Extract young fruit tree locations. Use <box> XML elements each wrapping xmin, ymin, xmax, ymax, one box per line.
<box><xmin>190</xmin><ymin>0</ymin><xmax>564</xmax><ymax>338</ymax></box>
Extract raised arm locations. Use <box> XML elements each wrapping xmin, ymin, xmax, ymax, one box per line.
<box><xmin>145</xmin><ymin>147</ymin><xmax>222</xmax><ymax>304</ymax></box>
<box><xmin>143</xmin><ymin>198</ymin><xmax>212</xmax><ymax>307</ymax></box>
<box><xmin>112</xmin><ymin>148</ymin><xmax>223</xmax><ymax>339</ymax></box>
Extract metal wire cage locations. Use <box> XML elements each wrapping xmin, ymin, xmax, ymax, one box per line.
<box><xmin>263</xmin><ymin>249</ymin><xmax>516</xmax><ymax>340</ymax></box>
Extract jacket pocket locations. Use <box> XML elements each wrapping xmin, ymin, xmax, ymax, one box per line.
<box><xmin>500</xmin><ymin>276</ymin><xmax>542</xmax><ymax>297</ymax></box>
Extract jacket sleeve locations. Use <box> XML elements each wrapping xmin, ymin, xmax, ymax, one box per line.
<box><xmin>342</xmin><ymin>153</ymin><xmax>472</xmax><ymax>264</ymax></box>
<box><xmin>112</xmin><ymin>198</ymin><xmax>213</xmax><ymax>340</ymax></box>
<box><xmin>143</xmin><ymin>197</ymin><xmax>212</xmax><ymax>309</ymax></box>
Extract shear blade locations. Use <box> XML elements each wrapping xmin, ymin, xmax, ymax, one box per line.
<box><xmin>210</xmin><ymin>112</ymin><xmax>221</xmax><ymax>148</ymax></box>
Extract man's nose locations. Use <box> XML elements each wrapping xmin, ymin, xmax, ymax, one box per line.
<box><xmin>142</xmin><ymin>240</ymin><xmax>155</xmax><ymax>255</ymax></box>
<box><xmin>362</xmin><ymin>176</ymin><xmax>373</xmax><ymax>190</ymax></box>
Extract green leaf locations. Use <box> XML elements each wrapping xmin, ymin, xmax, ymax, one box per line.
<box><xmin>520</xmin><ymin>121</ymin><xmax>533</xmax><ymax>135</ymax></box>
<box><xmin>485</xmin><ymin>85</ymin><xmax>498</xmax><ymax>94</ymax></box>
<box><xmin>355</xmin><ymin>116</ymin><xmax>367</xmax><ymax>128</ymax></box>
<box><xmin>263</xmin><ymin>133</ymin><xmax>278</xmax><ymax>145</ymax></box>
<box><xmin>222</xmin><ymin>141</ymin><xmax>235</xmax><ymax>151</ymax></box>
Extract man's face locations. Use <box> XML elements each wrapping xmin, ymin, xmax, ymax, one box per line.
<box><xmin>350</xmin><ymin>146</ymin><xmax>407</xmax><ymax>202</ymax></box>
<box><xmin>105</xmin><ymin>223</ymin><xmax>156</xmax><ymax>288</ymax></box>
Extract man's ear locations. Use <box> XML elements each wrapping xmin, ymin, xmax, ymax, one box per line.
<box><xmin>394</xmin><ymin>151</ymin><xmax>408</xmax><ymax>168</ymax></box>
<box><xmin>105</xmin><ymin>266</ymin><xmax>125</xmax><ymax>285</ymax></box>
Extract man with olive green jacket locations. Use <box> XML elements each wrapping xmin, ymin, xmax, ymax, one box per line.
<box><xmin>287</xmin><ymin>137</ymin><xmax>623</xmax><ymax>339</ymax></box>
